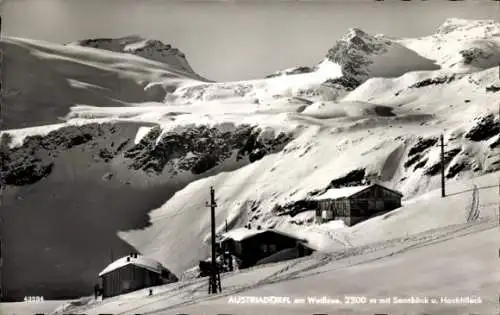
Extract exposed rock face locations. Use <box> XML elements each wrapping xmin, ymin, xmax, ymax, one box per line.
<box><xmin>464</xmin><ymin>114</ymin><xmax>500</xmax><ymax>142</ymax></box>
<box><xmin>413</xmin><ymin>158</ymin><xmax>429</xmax><ymax>171</ymax></box>
<box><xmin>490</xmin><ymin>136</ymin><xmax>500</xmax><ymax>149</ymax></box>
<box><xmin>265</xmin><ymin>66</ymin><xmax>314</xmax><ymax>78</ymax></box>
<box><xmin>321</xmin><ymin>76</ymin><xmax>361</xmax><ymax>91</ymax></box>
<box><xmin>404</xmin><ymin>153</ymin><xmax>423</xmax><ymax>168</ymax></box>
<box><xmin>326</xmin><ymin>168</ymin><xmax>370</xmax><ymax>188</ymax></box>
<box><xmin>437</xmin><ymin>18</ymin><xmax>500</xmax><ymax>35</ymax></box>
<box><xmin>424</xmin><ymin>148</ymin><xmax>461</xmax><ymax>176</ymax></box>
<box><xmin>124</xmin><ymin>125</ymin><xmax>294</xmax><ymax>175</ymax></box>
<box><xmin>409</xmin><ymin>76</ymin><xmax>456</xmax><ymax>88</ymax></box>
<box><xmin>0</xmin><ymin>123</ymin><xmax>122</xmax><ymax>187</ymax></box>
<box><xmin>1</xmin><ymin>123</ymin><xmax>295</xmax><ymax>187</ymax></box>
<box><xmin>0</xmin><ymin>122</ymin><xmax>295</xmax><ymax>301</ymax></box>
<box><xmin>73</xmin><ymin>36</ymin><xmax>204</xmax><ymax>79</ymax></box>
<box><xmin>446</xmin><ymin>161</ymin><xmax>470</xmax><ymax>179</ymax></box>
<box><xmin>325</xmin><ymin>28</ymin><xmax>390</xmax><ymax>82</ymax></box>
<box><xmin>459</xmin><ymin>47</ymin><xmax>493</xmax><ymax>65</ymax></box>
<box><xmin>272</xmin><ymin>199</ymin><xmax>319</xmax><ymax>217</ymax></box>
<box><xmin>486</xmin><ymin>85</ymin><xmax>500</xmax><ymax>93</ymax></box>
<box><xmin>407</xmin><ymin>137</ymin><xmax>439</xmax><ymax>157</ymax></box>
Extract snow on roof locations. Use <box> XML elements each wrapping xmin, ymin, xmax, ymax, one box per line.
<box><xmin>311</xmin><ymin>184</ymin><xmax>403</xmax><ymax>200</ymax></box>
<box><xmin>311</xmin><ymin>185</ymin><xmax>370</xmax><ymax>200</ymax></box>
<box><xmin>219</xmin><ymin>227</ymin><xmax>265</xmax><ymax>242</ymax></box>
<box><xmin>219</xmin><ymin>227</ymin><xmax>307</xmax><ymax>243</ymax></box>
<box><xmin>98</xmin><ymin>255</ymin><xmax>164</xmax><ymax>277</ymax></box>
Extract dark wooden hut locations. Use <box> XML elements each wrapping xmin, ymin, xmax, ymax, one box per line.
<box><xmin>313</xmin><ymin>183</ymin><xmax>402</xmax><ymax>226</ymax></box>
<box><xmin>98</xmin><ymin>254</ymin><xmax>178</xmax><ymax>298</ymax></box>
<box><xmin>217</xmin><ymin>228</ymin><xmax>314</xmax><ymax>269</ymax></box>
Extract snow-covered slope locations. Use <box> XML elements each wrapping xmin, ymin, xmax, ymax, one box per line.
<box><xmin>398</xmin><ymin>18</ymin><xmax>500</xmax><ymax>72</ymax></box>
<box><xmin>324</xmin><ymin>27</ymin><xmax>440</xmax><ymax>82</ymax></box>
<box><xmin>1</xmin><ymin>18</ymin><xmax>500</xmax><ymax>302</ymax></box>
<box><xmin>46</xmin><ymin>172</ymin><xmax>500</xmax><ymax>315</ymax></box>
<box><xmin>68</xmin><ymin>36</ymin><xmax>205</xmax><ymax>80</ymax></box>
<box><xmin>0</xmin><ymin>36</ymin><xmax>205</xmax><ymax>129</ymax></box>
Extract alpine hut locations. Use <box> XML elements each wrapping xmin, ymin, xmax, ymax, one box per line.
<box><xmin>312</xmin><ymin>183</ymin><xmax>402</xmax><ymax>226</ymax></box>
<box><xmin>98</xmin><ymin>253</ymin><xmax>178</xmax><ymax>298</ymax></box>
<box><xmin>216</xmin><ymin>227</ymin><xmax>314</xmax><ymax>269</ymax></box>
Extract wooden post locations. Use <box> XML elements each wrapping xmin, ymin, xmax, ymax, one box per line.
<box><xmin>0</xmin><ymin>216</ymin><xmax>3</xmax><ymax>302</ymax></box>
<box><xmin>208</xmin><ymin>186</ymin><xmax>220</xmax><ymax>294</ymax></box>
<box><xmin>440</xmin><ymin>134</ymin><xmax>446</xmax><ymax>198</ymax></box>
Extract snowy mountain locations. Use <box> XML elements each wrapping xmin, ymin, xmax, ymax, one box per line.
<box><xmin>0</xmin><ymin>36</ymin><xmax>205</xmax><ymax>130</ymax></box>
<box><xmin>6</xmin><ymin>172</ymin><xmax>499</xmax><ymax>315</ymax></box>
<box><xmin>1</xmin><ymin>18</ymin><xmax>499</xmax><ymax>306</ymax></box>
<box><xmin>324</xmin><ymin>27</ymin><xmax>440</xmax><ymax>83</ymax></box>
<box><xmin>399</xmin><ymin>18</ymin><xmax>500</xmax><ymax>72</ymax></box>
<box><xmin>68</xmin><ymin>36</ymin><xmax>205</xmax><ymax>80</ymax></box>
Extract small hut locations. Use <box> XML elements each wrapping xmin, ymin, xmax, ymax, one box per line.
<box><xmin>217</xmin><ymin>228</ymin><xmax>314</xmax><ymax>269</ymax></box>
<box><xmin>98</xmin><ymin>254</ymin><xmax>178</xmax><ymax>298</ymax></box>
<box><xmin>312</xmin><ymin>183</ymin><xmax>402</xmax><ymax>226</ymax></box>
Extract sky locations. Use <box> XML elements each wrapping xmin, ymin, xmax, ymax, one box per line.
<box><xmin>2</xmin><ymin>0</ymin><xmax>500</xmax><ymax>81</ymax></box>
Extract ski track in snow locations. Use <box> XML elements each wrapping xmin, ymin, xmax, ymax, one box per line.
<box><xmin>64</xmin><ymin>214</ymin><xmax>498</xmax><ymax>315</ymax></box>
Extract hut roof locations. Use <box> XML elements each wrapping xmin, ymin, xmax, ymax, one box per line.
<box><xmin>98</xmin><ymin>254</ymin><xmax>164</xmax><ymax>277</ymax></box>
<box><xmin>311</xmin><ymin>184</ymin><xmax>402</xmax><ymax>200</ymax></box>
<box><xmin>218</xmin><ymin>227</ymin><xmax>307</xmax><ymax>243</ymax></box>
<box><xmin>219</xmin><ymin>227</ymin><xmax>265</xmax><ymax>242</ymax></box>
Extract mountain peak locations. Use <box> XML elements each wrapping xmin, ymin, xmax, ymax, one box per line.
<box><xmin>338</xmin><ymin>27</ymin><xmax>387</xmax><ymax>50</ymax></box>
<box><xmin>70</xmin><ymin>36</ymin><xmax>197</xmax><ymax>75</ymax></box>
<box><xmin>324</xmin><ymin>28</ymin><xmax>392</xmax><ymax>81</ymax></box>
<box><xmin>437</xmin><ymin>18</ymin><xmax>500</xmax><ymax>35</ymax></box>
<box><xmin>344</xmin><ymin>27</ymin><xmax>369</xmax><ymax>40</ymax></box>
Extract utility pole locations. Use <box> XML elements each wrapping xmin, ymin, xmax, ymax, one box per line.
<box><xmin>0</xmin><ymin>216</ymin><xmax>3</xmax><ymax>303</ymax></box>
<box><xmin>440</xmin><ymin>134</ymin><xmax>446</xmax><ymax>198</ymax></box>
<box><xmin>0</xmin><ymin>180</ymin><xmax>5</xmax><ymax>302</ymax></box>
<box><xmin>206</xmin><ymin>186</ymin><xmax>221</xmax><ymax>294</ymax></box>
